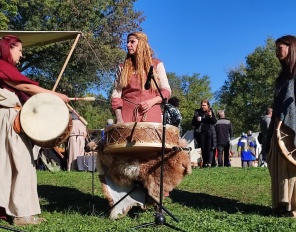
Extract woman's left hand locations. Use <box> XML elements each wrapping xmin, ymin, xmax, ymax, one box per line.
<box><xmin>139</xmin><ymin>99</ymin><xmax>155</xmax><ymax>113</ymax></box>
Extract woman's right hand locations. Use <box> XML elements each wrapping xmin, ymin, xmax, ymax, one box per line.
<box><xmin>116</xmin><ymin>117</ymin><xmax>124</xmax><ymax>124</ymax></box>
<box><xmin>54</xmin><ymin>92</ymin><xmax>69</xmax><ymax>103</ymax></box>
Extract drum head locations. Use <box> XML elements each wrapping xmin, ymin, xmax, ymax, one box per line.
<box><xmin>20</xmin><ymin>93</ymin><xmax>69</xmax><ymax>142</ymax></box>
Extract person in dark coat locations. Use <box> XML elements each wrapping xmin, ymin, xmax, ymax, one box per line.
<box><xmin>215</xmin><ymin>110</ymin><xmax>233</xmax><ymax>167</ymax></box>
<box><xmin>192</xmin><ymin>99</ymin><xmax>217</xmax><ymax>167</ymax></box>
<box><xmin>259</xmin><ymin>107</ymin><xmax>272</xmax><ymax>167</ymax></box>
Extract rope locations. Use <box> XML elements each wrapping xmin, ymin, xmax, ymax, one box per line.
<box><xmin>122</xmin><ymin>97</ymin><xmax>147</xmax><ymax>122</ymax></box>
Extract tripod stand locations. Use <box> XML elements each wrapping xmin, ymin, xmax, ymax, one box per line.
<box><xmin>90</xmin><ymin>150</ymin><xmax>96</xmax><ymax>215</ymax></box>
<box><xmin>127</xmin><ymin>68</ymin><xmax>185</xmax><ymax>231</ymax></box>
<box><xmin>0</xmin><ymin>225</ymin><xmax>23</xmax><ymax>232</ymax></box>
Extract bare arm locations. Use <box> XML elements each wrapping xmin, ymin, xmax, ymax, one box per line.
<box><xmin>4</xmin><ymin>80</ymin><xmax>69</xmax><ymax>103</ymax></box>
<box><xmin>114</xmin><ymin>108</ymin><xmax>124</xmax><ymax>124</ymax></box>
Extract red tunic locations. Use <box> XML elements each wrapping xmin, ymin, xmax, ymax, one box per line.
<box><xmin>112</xmin><ymin>59</ymin><xmax>170</xmax><ymax>123</ymax></box>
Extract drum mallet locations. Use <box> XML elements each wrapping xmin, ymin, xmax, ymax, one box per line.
<box><xmin>69</xmin><ymin>97</ymin><xmax>96</xmax><ymax>101</ymax></box>
<box><xmin>66</xmin><ymin>103</ymin><xmax>88</xmax><ymax>126</ymax></box>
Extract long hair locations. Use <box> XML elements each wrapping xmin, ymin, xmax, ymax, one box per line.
<box><xmin>120</xmin><ymin>31</ymin><xmax>157</xmax><ymax>90</ymax></box>
<box><xmin>0</xmin><ymin>35</ymin><xmax>22</xmax><ymax>65</ymax></box>
<box><xmin>200</xmin><ymin>99</ymin><xmax>211</xmax><ymax>112</ymax></box>
<box><xmin>200</xmin><ymin>99</ymin><xmax>210</xmax><ymax>107</ymax></box>
<box><xmin>276</xmin><ymin>35</ymin><xmax>296</xmax><ymax>78</ymax></box>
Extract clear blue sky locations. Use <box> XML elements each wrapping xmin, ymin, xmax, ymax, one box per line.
<box><xmin>133</xmin><ymin>0</ymin><xmax>296</xmax><ymax>93</ymax></box>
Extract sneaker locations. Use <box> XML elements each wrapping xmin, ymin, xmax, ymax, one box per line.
<box><xmin>13</xmin><ymin>216</ymin><xmax>46</xmax><ymax>226</ymax></box>
<box><xmin>260</xmin><ymin>161</ymin><xmax>268</xmax><ymax>167</ymax></box>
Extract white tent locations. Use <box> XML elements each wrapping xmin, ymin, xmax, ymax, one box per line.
<box><xmin>182</xmin><ymin>130</ymin><xmax>202</xmax><ymax>166</ymax></box>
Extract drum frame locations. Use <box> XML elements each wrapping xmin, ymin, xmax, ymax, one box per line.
<box><xmin>276</xmin><ymin>120</ymin><xmax>296</xmax><ymax>166</ymax></box>
<box><xmin>103</xmin><ymin>122</ymin><xmax>179</xmax><ymax>154</ymax></box>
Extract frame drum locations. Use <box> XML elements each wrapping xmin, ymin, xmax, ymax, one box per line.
<box><xmin>20</xmin><ymin>93</ymin><xmax>72</xmax><ymax>148</ymax></box>
<box><xmin>103</xmin><ymin>122</ymin><xmax>180</xmax><ymax>154</ymax></box>
<box><xmin>277</xmin><ymin>120</ymin><xmax>296</xmax><ymax>166</ymax></box>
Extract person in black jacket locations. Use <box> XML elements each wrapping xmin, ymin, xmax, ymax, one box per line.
<box><xmin>192</xmin><ymin>99</ymin><xmax>217</xmax><ymax>167</ymax></box>
<box><xmin>215</xmin><ymin>110</ymin><xmax>233</xmax><ymax>167</ymax></box>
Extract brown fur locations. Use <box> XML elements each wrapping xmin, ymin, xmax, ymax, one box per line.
<box><xmin>97</xmin><ymin>138</ymin><xmax>191</xmax><ymax>202</ymax></box>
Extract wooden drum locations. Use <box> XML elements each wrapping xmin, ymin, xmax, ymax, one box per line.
<box><xmin>103</xmin><ymin>122</ymin><xmax>179</xmax><ymax>154</ymax></box>
<box><xmin>20</xmin><ymin>93</ymin><xmax>72</xmax><ymax>148</ymax></box>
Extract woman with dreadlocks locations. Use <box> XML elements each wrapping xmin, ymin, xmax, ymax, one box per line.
<box><xmin>111</xmin><ymin>31</ymin><xmax>171</xmax><ymax>123</ymax></box>
<box><xmin>96</xmin><ymin>32</ymin><xmax>189</xmax><ymax>219</ymax></box>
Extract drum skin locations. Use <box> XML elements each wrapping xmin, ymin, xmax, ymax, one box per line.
<box><xmin>20</xmin><ymin>93</ymin><xmax>72</xmax><ymax>148</ymax></box>
<box><xmin>103</xmin><ymin>122</ymin><xmax>180</xmax><ymax>154</ymax></box>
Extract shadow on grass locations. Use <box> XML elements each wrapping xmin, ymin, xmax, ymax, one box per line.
<box><xmin>170</xmin><ymin>189</ymin><xmax>272</xmax><ymax>216</ymax></box>
<box><xmin>38</xmin><ymin>185</ymin><xmax>110</xmax><ymax>216</ymax></box>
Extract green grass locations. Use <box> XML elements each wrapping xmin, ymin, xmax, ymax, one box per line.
<box><xmin>2</xmin><ymin>167</ymin><xmax>296</xmax><ymax>231</ymax></box>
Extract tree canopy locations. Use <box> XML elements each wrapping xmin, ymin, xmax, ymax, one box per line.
<box><xmin>167</xmin><ymin>72</ymin><xmax>213</xmax><ymax>135</ymax></box>
<box><xmin>215</xmin><ymin>37</ymin><xmax>280</xmax><ymax>136</ymax></box>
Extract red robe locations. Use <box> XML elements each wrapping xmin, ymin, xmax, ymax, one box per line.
<box><xmin>112</xmin><ymin>59</ymin><xmax>170</xmax><ymax>123</ymax></box>
<box><xmin>0</xmin><ymin>60</ymin><xmax>38</xmax><ymax>103</ymax></box>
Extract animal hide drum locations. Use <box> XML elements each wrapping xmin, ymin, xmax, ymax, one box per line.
<box><xmin>97</xmin><ymin>138</ymin><xmax>191</xmax><ymax>219</ymax></box>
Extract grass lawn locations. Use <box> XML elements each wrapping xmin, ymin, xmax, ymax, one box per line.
<box><xmin>1</xmin><ymin>167</ymin><xmax>296</xmax><ymax>231</ymax></box>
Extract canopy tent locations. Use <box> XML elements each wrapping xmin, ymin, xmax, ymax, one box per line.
<box><xmin>0</xmin><ymin>30</ymin><xmax>83</xmax><ymax>91</ymax></box>
<box><xmin>0</xmin><ymin>31</ymin><xmax>82</xmax><ymax>48</ymax></box>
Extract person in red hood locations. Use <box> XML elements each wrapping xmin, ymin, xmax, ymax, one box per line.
<box><xmin>0</xmin><ymin>35</ymin><xmax>69</xmax><ymax>226</ymax></box>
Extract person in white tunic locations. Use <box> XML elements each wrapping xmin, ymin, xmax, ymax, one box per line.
<box><xmin>67</xmin><ymin>112</ymin><xmax>87</xmax><ymax>171</ymax></box>
<box><xmin>0</xmin><ymin>35</ymin><xmax>69</xmax><ymax>226</ymax></box>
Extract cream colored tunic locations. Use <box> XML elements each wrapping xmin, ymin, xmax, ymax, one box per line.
<box><xmin>0</xmin><ymin>89</ymin><xmax>41</xmax><ymax>217</ymax></box>
<box><xmin>267</xmin><ymin>117</ymin><xmax>296</xmax><ymax>211</ymax></box>
<box><xmin>67</xmin><ymin>119</ymin><xmax>87</xmax><ymax>171</ymax></box>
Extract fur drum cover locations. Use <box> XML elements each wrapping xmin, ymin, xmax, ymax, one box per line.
<box><xmin>96</xmin><ymin>138</ymin><xmax>192</xmax><ymax>219</ymax></box>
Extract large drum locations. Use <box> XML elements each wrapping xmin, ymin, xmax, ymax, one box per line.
<box><xmin>20</xmin><ymin>93</ymin><xmax>72</xmax><ymax>148</ymax></box>
<box><xmin>103</xmin><ymin>122</ymin><xmax>180</xmax><ymax>154</ymax></box>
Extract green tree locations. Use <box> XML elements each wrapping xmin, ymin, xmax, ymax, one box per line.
<box><xmin>215</xmin><ymin>37</ymin><xmax>280</xmax><ymax>136</ymax></box>
<box><xmin>168</xmin><ymin>72</ymin><xmax>213</xmax><ymax>135</ymax></box>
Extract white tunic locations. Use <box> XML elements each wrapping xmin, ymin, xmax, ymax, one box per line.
<box><xmin>0</xmin><ymin>88</ymin><xmax>41</xmax><ymax>217</ymax></box>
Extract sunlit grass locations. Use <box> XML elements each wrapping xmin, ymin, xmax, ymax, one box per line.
<box><xmin>1</xmin><ymin>167</ymin><xmax>296</xmax><ymax>231</ymax></box>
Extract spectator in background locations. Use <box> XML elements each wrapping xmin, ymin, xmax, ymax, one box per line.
<box><xmin>192</xmin><ymin>99</ymin><xmax>217</xmax><ymax>167</ymax></box>
<box><xmin>259</xmin><ymin>107</ymin><xmax>272</xmax><ymax>167</ymax></box>
<box><xmin>166</xmin><ymin>96</ymin><xmax>182</xmax><ymax>136</ymax></box>
<box><xmin>215</xmin><ymin>110</ymin><xmax>233</xmax><ymax>167</ymax></box>
<box><xmin>67</xmin><ymin>112</ymin><xmax>87</xmax><ymax>171</ymax></box>
<box><xmin>237</xmin><ymin>131</ymin><xmax>257</xmax><ymax>167</ymax></box>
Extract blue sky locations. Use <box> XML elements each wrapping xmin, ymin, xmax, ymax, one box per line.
<box><xmin>133</xmin><ymin>0</ymin><xmax>296</xmax><ymax>93</ymax></box>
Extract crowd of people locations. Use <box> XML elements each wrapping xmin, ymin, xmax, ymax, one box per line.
<box><xmin>1</xmin><ymin>31</ymin><xmax>296</xmax><ymax>226</ymax></box>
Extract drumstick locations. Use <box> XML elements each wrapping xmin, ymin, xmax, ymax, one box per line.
<box><xmin>69</xmin><ymin>97</ymin><xmax>96</xmax><ymax>101</ymax></box>
<box><xmin>66</xmin><ymin>103</ymin><xmax>88</xmax><ymax>126</ymax></box>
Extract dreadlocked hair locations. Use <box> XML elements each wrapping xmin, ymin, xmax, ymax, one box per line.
<box><xmin>120</xmin><ymin>32</ymin><xmax>158</xmax><ymax>91</ymax></box>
